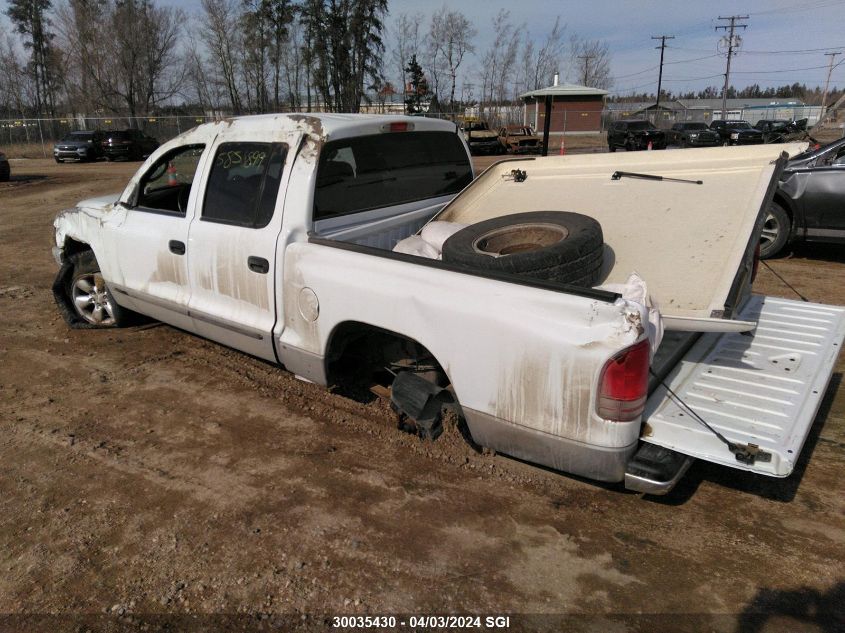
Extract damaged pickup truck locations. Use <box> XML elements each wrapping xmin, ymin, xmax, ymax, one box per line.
<box><xmin>52</xmin><ymin>114</ymin><xmax>845</xmax><ymax>495</ymax></box>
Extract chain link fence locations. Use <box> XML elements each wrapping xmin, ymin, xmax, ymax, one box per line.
<box><xmin>2</xmin><ymin>105</ymin><xmax>839</xmax><ymax>158</ymax></box>
<box><xmin>0</xmin><ymin>115</ymin><xmax>219</xmax><ymax>158</ymax></box>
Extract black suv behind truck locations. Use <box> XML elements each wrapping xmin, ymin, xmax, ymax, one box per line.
<box><xmin>103</xmin><ymin>129</ymin><xmax>160</xmax><ymax>161</ymax></box>
<box><xmin>607</xmin><ymin>120</ymin><xmax>666</xmax><ymax>152</ymax></box>
<box><xmin>709</xmin><ymin>120</ymin><xmax>764</xmax><ymax>146</ymax></box>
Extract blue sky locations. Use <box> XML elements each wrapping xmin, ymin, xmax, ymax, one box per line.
<box><xmin>3</xmin><ymin>0</ymin><xmax>845</xmax><ymax>95</ymax></box>
<box><xmin>382</xmin><ymin>0</ymin><xmax>845</xmax><ymax>94</ymax></box>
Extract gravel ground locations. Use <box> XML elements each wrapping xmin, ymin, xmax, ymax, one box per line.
<box><xmin>0</xmin><ymin>158</ymin><xmax>843</xmax><ymax>633</ymax></box>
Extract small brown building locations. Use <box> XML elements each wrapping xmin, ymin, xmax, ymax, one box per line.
<box><xmin>519</xmin><ymin>81</ymin><xmax>608</xmax><ymax>134</ymax></box>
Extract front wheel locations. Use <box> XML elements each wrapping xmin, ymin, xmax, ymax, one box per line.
<box><xmin>64</xmin><ymin>251</ymin><xmax>130</xmax><ymax>327</ymax></box>
<box><xmin>759</xmin><ymin>202</ymin><xmax>790</xmax><ymax>259</ymax></box>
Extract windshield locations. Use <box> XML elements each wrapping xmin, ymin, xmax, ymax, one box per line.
<box><xmin>731</xmin><ymin>122</ymin><xmax>752</xmax><ymax>129</ymax></box>
<box><xmin>107</xmin><ymin>131</ymin><xmax>131</xmax><ymax>140</ymax></box>
<box><xmin>627</xmin><ymin>121</ymin><xmax>653</xmax><ymax>130</ymax></box>
<box><xmin>682</xmin><ymin>123</ymin><xmax>708</xmax><ymax>130</ymax></box>
<box><xmin>62</xmin><ymin>132</ymin><xmax>94</xmax><ymax>141</ymax></box>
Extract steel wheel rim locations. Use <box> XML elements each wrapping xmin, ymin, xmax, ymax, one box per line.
<box><xmin>760</xmin><ymin>212</ymin><xmax>781</xmax><ymax>248</ymax></box>
<box><xmin>71</xmin><ymin>273</ymin><xmax>116</xmax><ymax>325</ymax></box>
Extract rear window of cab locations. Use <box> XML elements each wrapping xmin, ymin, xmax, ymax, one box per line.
<box><xmin>314</xmin><ymin>131</ymin><xmax>472</xmax><ymax>221</ymax></box>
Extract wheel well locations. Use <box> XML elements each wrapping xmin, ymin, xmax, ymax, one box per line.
<box><xmin>771</xmin><ymin>192</ymin><xmax>793</xmax><ymax>219</ymax></box>
<box><xmin>62</xmin><ymin>238</ymin><xmax>92</xmax><ymax>262</ymax></box>
<box><xmin>325</xmin><ymin>321</ymin><xmax>449</xmax><ymax>400</ymax></box>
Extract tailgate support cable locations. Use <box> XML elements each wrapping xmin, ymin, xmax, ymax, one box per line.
<box><xmin>649</xmin><ymin>369</ymin><xmax>772</xmax><ymax>465</ymax></box>
<box><xmin>760</xmin><ymin>260</ymin><xmax>810</xmax><ymax>302</ymax></box>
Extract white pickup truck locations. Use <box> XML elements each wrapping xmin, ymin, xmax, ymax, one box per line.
<box><xmin>52</xmin><ymin>114</ymin><xmax>845</xmax><ymax>495</ymax></box>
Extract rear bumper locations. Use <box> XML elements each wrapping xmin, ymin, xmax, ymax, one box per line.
<box><xmin>463</xmin><ymin>408</ymin><xmax>638</xmax><ymax>482</ymax></box>
<box><xmin>104</xmin><ymin>147</ymin><xmax>132</xmax><ymax>158</ymax></box>
<box><xmin>54</xmin><ymin>150</ymin><xmax>92</xmax><ymax>160</ymax></box>
<box><xmin>686</xmin><ymin>138</ymin><xmax>721</xmax><ymax>147</ymax></box>
<box><xmin>730</xmin><ymin>138</ymin><xmax>764</xmax><ymax>145</ymax></box>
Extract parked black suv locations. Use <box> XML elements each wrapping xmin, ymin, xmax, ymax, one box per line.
<box><xmin>53</xmin><ymin>131</ymin><xmax>106</xmax><ymax>162</ymax></box>
<box><xmin>103</xmin><ymin>129</ymin><xmax>160</xmax><ymax>161</ymax></box>
<box><xmin>607</xmin><ymin>120</ymin><xmax>666</xmax><ymax>151</ymax></box>
<box><xmin>708</xmin><ymin>120</ymin><xmax>764</xmax><ymax>146</ymax></box>
<box><xmin>666</xmin><ymin>122</ymin><xmax>721</xmax><ymax>148</ymax></box>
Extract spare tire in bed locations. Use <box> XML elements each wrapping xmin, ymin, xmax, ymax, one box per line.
<box><xmin>441</xmin><ymin>211</ymin><xmax>604</xmax><ymax>287</ymax></box>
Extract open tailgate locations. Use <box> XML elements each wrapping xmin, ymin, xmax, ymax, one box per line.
<box><xmin>643</xmin><ymin>295</ymin><xmax>845</xmax><ymax>476</ymax></box>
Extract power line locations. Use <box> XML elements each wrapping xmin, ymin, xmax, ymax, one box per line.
<box><xmin>651</xmin><ymin>35</ymin><xmax>675</xmax><ymax>108</ymax></box>
<box><xmin>716</xmin><ymin>15</ymin><xmax>749</xmax><ymax>115</ymax></box>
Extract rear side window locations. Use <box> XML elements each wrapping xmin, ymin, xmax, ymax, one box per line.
<box><xmin>314</xmin><ymin>131</ymin><xmax>472</xmax><ymax>220</ymax></box>
<box><xmin>203</xmin><ymin>142</ymin><xmax>287</xmax><ymax>228</ymax></box>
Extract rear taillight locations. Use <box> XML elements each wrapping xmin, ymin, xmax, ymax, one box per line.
<box><xmin>596</xmin><ymin>339</ymin><xmax>650</xmax><ymax>422</ymax></box>
<box><xmin>751</xmin><ymin>243</ymin><xmax>761</xmax><ymax>283</ymax></box>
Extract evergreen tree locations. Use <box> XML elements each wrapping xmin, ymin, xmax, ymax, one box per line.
<box><xmin>404</xmin><ymin>54</ymin><xmax>429</xmax><ymax>114</ymax></box>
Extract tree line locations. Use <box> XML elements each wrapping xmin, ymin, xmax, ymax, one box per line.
<box><xmin>0</xmin><ymin>0</ymin><xmax>612</xmax><ymax>121</ymax></box>
<box><xmin>611</xmin><ymin>82</ymin><xmax>843</xmax><ymax>105</ymax></box>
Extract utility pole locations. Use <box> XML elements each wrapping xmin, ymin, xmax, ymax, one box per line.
<box><xmin>651</xmin><ymin>35</ymin><xmax>675</xmax><ymax>111</ymax></box>
<box><xmin>715</xmin><ymin>15</ymin><xmax>748</xmax><ymax>119</ymax></box>
<box><xmin>820</xmin><ymin>52</ymin><xmax>841</xmax><ymax>125</ymax></box>
<box><xmin>577</xmin><ymin>55</ymin><xmax>595</xmax><ymax>86</ymax></box>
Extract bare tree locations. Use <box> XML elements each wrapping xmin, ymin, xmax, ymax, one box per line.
<box><xmin>0</xmin><ymin>27</ymin><xmax>31</xmax><ymax>118</ymax></box>
<box><xmin>281</xmin><ymin>12</ymin><xmax>305</xmax><ymax>110</ymax></box>
<box><xmin>570</xmin><ymin>36</ymin><xmax>613</xmax><ymax>89</ymax></box>
<box><xmin>54</xmin><ymin>0</ymin><xmax>183</xmax><ymax>119</ymax></box>
<box><xmin>428</xmin><ymin>6</ymin><xmax>475</xmax><ymax>111</ymax></box>
<box><xmin>201</xmin><ymin>0</ymin><xmax>244</xmax><ymax>114</ymax></box>
<box><xmin>522</xmin><ymin>17</ymin><xmax>566</xmax><ymax>92</ymax></box>
<box><xmin>479</xmin><ymin>10</ymin><xmax>522</xmax><ymax>120</ymax></box>
<box><xmin>390</xmin><ymin>12</ymin><xmax>422</xmax><ymax>113</ymax></box>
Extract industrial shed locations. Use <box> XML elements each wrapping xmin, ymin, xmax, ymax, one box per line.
<box><xmin>519</xmin><ymin>80</ymin><xmax>608</xmax><ymax>134</ymax></box>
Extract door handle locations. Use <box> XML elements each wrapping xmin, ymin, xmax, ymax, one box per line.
<box><xmin>247</xmin><ymin>256</ymin><xmax>270</xmax><ymax>274</ymax></box>
<box><xmin>169</xmin><ymin>240</ymin><xmax>186</xmax><ymax>255</ymax></box>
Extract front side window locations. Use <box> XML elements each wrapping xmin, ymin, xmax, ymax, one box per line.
<box><xmin>202</xmin><ymin>142</ymin><xmax>287</xmax><ymax>228</ymax></box>
<box><xmin>136</xmin><ymin>144</ymin><xmax>205</xmax><ymax>215</ymax></box>
<box><xmin>314</xmin><ymin>131</ymin><xmax>472</xmax><ymax>220</ymax></box>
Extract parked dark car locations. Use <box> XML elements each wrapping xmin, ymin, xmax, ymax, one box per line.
<box><xmin>102</xmin><ymin>129</ymin><xmax>160</xmax><ymax>161</ymax></box>
<box><xmin>755</xmin><ymin>119</ymin><xmax>811</xmax><ymax>144</ymax></box>
<box><xmin>762</xmin><ymin>137</ymin><xmax>845</xmax><ymax>258</ymax></box>
<box><xmin>607</xmin><ymin>120</ymin><xmax>666</xmax><ymax>151</ymax></box>
<box><xmin>0</xmin><ymin>150</ymin><xmax>9</xmax><ymax>181</ymax></box>
<box><xmin>708</xmin><ymin>120</ymin><xmax>764</xmax><ymax>146</ymax></box>
<box><xmin>666</xmin><ymin>122</ymin><xmax>721</xmax><ymax>148</ymax></box>
<box><xmin>53</xmin><ymin>131</ymin><xmax>106</xmax><ymax>162</ymax></box>
<box><xmin>754</xmin><ymin>119</ymin><xmax>791</xmax><ymax>138</ymax></box>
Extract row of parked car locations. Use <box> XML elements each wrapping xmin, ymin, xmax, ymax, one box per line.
<box><xmin>53</xmin><ymin>129</ymin><xmax>160</xmax><ymax>163</ymax></box>
<box><xmin>608</xmin><ymin>118</ymin><xmax>811</xmax><ymax>152</ymax></box>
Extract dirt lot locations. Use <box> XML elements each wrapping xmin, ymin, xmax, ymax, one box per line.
<box><xmin>1</xmin><ymin>158</ymin><xmax>844</xmax><ymax>633</ymax></box>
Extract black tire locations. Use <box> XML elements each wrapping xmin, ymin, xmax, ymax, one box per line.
<box><xmin>760</xmin><ymin>201</ymin><xmax>790</xmax><ymax>259</ymax></box>
<box><xmin>61</xmin><ymin>251</ymin><xmax>130</xmax><ymax>328</ymax></box>
<box><xmin>441</xmin><ymin>211</ymin><xmax>604</xmax><ymax>287</ymax></box>
<box><xmin>55</xmin><ymin>158</ymin><xmax>63</xmax><ymax>163</ymax></box>
<box><xmin>608</xmin><ymin>142</ymin><xmax>616</xmax><ymax>152</ymax></box>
